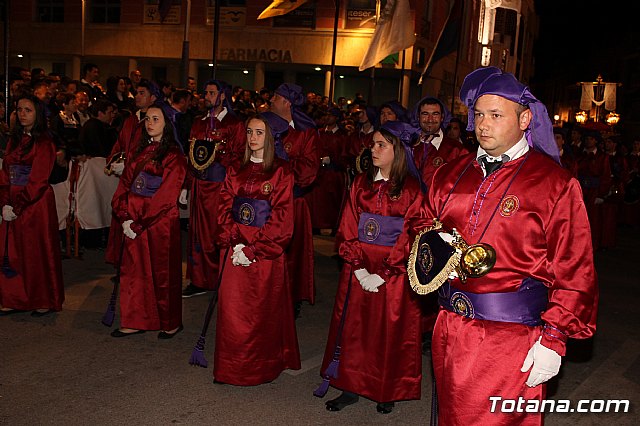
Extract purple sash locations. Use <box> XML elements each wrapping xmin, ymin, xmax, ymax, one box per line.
<box><xmin>438</xmin><ymin>278</ymin><xmax>548</xmax><ymax>326</ymax></box>
<box><xmin>9</xmin><ymin>165</ymin><xmax>32</xmax><ymax>186</ymax></box>
<box><xmin>196</xmin><ymin>162</ymin><xmax>226</xmax><ymax>182</ymax></box>
<box><xmin>232</xmin><ymin>197</ymin><xmax>271</xmax><ymax>228</ymax></box>
<box><xmin>358</xmin><ymin>212</ymin><xmax>404</xmax><ymax>247</ymax></box>
<box><xmin>131</xmin><ymin>171</ymin><xmax>162</xmax><ymax>197</ymax></box>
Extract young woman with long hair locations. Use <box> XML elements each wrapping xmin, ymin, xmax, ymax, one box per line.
<box><xmin>0</xmin><ymin>96</ymin><xmax>64</xmax><ymax>316</ymax></box>
<box><xmin>212</xmin><ymin>112</ymin><xmax>300</xmax><ymax>385</ymax></box>
<box><xmin>109</xmin><ymin>103</ymin><xmax>186</xmax><ymax>338</ymax></box>
<box><xmin>318</xmin><ymin>121</ymin><xmax>424</xmax><ymax>414</ymax></box>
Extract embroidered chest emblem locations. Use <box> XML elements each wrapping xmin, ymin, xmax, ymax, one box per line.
<box><xmin>450</xmin><ymin>292</ymin><xmax>474</xmax><ymax>318</ymax></box>
<box><xmin>134</xmin><ymin>175</ymin><xmax>146</xmax><ymax>191</ymax></box>
<box><xmin>363</xmin><ymin>217</ymin><xmax>381</xmax><ymax>242</ymax></box>
<box><xmin>432</xmin><ymin>156</ymin><xmax>444</xmax><ymax>167</ymax></box>
<box><xmin>261</xmin><ymin>182</ymin><xmax>273</xmax><ymax>195</ymax></box>
<box><xmin>500</xmin><ymin>195</ymin><xmax>520</xmax><ymax>217</ymax></box>
<box><xmin>284</xmin><ymin>142</ymin><xmax>292</xmax><ymax>153</ymax></box>
<box><xmin>239</xmin><ymin>203</ymin><xmax>256</xmax><ymax>225</ymax></box>
<box><xmin>195</xmin><ymin>145</ymin><xmax>209</xmax><ymax>162</ymax></box>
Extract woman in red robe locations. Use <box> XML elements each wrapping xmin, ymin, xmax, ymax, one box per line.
<box><xmin>318</xmin><ymin>121</ymin><xmax>424</xmax><ymax>414</ymax></box>
<box><xmin>214</xmin><ymin>113</ymin><xmax>300</xmax><ymax>385</ymax></box>
<box><xmin>110</xmin><ymin>104</ymin><xmax>186</xmax><ymax>337</ymax></box>
<box><xmin>0</xmin><ymin>96</ymin><xmax>64</xmax><ymax>316</ymax></box>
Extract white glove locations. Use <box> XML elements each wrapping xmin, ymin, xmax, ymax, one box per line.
<box><xmin>231</xmin><ymin>243</ymin><xmax>252</xmax><ymax>266</ymax></box>
<box><xmin>361</xmin><ymin>273</ymin><xmax>385</xmax><ymax>293</ymax></box>
<box><xmin>594</xmin><ymin>197</ymin><xmax>604</xmax><ymax>205</ymax></box>
<box><xmin>354</xmin><ymin>268</ymin><xmax>370</xmax><ymax>281</ymax></box>
<box><xmin>2</xmin><ymin>205</ymin><xmax>17</xmax><ymax>222</ymax></box>
<box><xmin>111</xmin><ymin>162</ymin><xmax>125</xmax><ymax>176</ymax></box>
<box><xmin>321</xmin><ymin>156</ymin><xmax>331</xmax><ymax>165</ymax></box>
<box><xmin>520</xmin><ymin>337</ymin><xmax>562</xmax><ymax>387</ymax></box>
<box><xmin>231</xmin><ymin>250</ymin><xmax>252</xmax><ymax>267</ymax></box>
<box><xmin>122</xmin><ymin>219</ymin><xmax>137</xmax><ymax>240</ymax></box>
<box><xmin>178</xmin><ymin>189</ymin><xmax>188</xmax><ymax>205</ymax></box>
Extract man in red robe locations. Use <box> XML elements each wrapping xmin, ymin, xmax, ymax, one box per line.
<box><xmin>411</xmin><ymin>96</ymin><xmax>468</xmax><ymax>191</ymax></box>
<box><xmin>304</xmin><ymin>107</ymin><xmax>348</xmax><ymax>234</ymax></box>
<box><xmin>270</xmin><ymin>83</ymin><xmax>319</xmax><ymax>312</ymax></box>
<box><xmin>181</xmin><ymin>80</ymin><xmax>246</xmax><ymax>297</ymax></box>
<box><xmin>576</xmin><ymin>131</ymin><xmax>612</xmax><ymax>251</ymax></box>
<box><xmin>418</xmin><ymin>67</ymin><xmax>598</xmax><ymax>425</ymax></box>
<box><xmin>411</xmin><ymin>96</ymin><xmax>469</xmax><ymax>348</ymax></box>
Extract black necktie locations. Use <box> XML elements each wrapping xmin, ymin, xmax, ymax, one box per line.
<box><xmin>481</xmin><ymin>156</ymin><xmax>503</xmax><ymax>176</ymax></box>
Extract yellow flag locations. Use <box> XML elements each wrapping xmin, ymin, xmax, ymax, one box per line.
<box><xmin>257</xmin><ymin>0</ymin><xmax>308</xmax><ymax>20</ymax></box>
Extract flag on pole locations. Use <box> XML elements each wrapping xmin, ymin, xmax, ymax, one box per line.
<box><xmin>258</xmin><ymin>0</ymin><xmax>309</xmax><ymax>20</ymax></box>
<box><xmin>359</xmin><ymin>0</ymin><xmax>416</xmax><ymax>71</ymax></box>
<box><xmin>418</xmin><ymin>0</ymin><xmax>463</xmax><ymax>84</ymax></box>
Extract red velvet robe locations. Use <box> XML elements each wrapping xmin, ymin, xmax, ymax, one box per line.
<box><xmin>320</xmin><ymin>174</ymin><xmax>424</xmax><ymax>403</ymax></box>
<box><xmin>214</xmin><ymin>159</ymin><xmax>300</xmax><ymax>385</ymax></box>
<box><xmin>283</xmin><ymin>127</ymin><xmax>319</xmax><ymax>304</ymax></box>
<box><xmin>111</xmin><ymin>142</ymin><xmax>186</xmax><ymax>331</ymax></box>
<box><xmin>422</xmin><ymin>151</ymin><xmax>598</xmax><ymax>425</ymax></box>
<box><xmin>304</xmin><ymin>127</ymin><xmax>348</xmax><ymax>229</ymax></box>
<box><xmin>105</xmin><ymin>113</ymin><xmax>144</xmax><ymax>265</ymax></box>
<box><xmin>185</xmin><ymin>111</ymin><xmax>245</xmax><ymax>289</ymax></box>
<box><xmin>412</xmin><ymin>134</ymin><xmax>469</xmax><ymax>190</ymax></box>
<box><xmin>0</xmin><ymin>134</ymin><xmax>64</xmax><ymax>311</ymax></box>
<box><xmin>576</xmin><ymin>149</ymin><xmax>612</xmax><ymax>250</ymax></box>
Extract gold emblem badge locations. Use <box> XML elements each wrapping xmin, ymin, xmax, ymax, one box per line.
<box><xmin>500</xmin><ymin>195</ymin><xmax>520</xmax><ymax>217</ymax></box>
<box><xmin>134</xmin><ymin>175</ymin><xmax>146</xmax><ymax>191</ymax></box>
<box><xmin>261</xmin><ymin>182</ymin><xmax>273</xmax><ymax>195</ymax></box>
<box><xmin>284</xmin><ymin>142</ymin><xmax>292</xmax><ymax>153</ymax></box>
<box><xmin>432</xmin><ymin>156</ymin><xmax>444</xmax><ymax>167</ymax></box>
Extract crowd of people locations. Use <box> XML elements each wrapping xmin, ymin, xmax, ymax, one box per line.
<box><xmin>2</xmin><ymin>61</ymin><xmax>631</xmax><ymax>422</ymax></box>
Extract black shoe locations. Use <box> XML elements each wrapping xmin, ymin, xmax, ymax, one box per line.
<box><xmin>376</xmin><ymin>402</ymin><xmax>395</xmax><ymax>414</ymax></box>
<box><xmin>293</xmin><ymin>301</ymin><xmax>302</xmax><ymax>320</ymax></box>
<box><xmin>158</xmin><ymin>325</ymin><xmax>184</xmax><ymax>339</ymax></box>
<box><xmin>111</xmin><ymin>329</ymin><xmax>145</xmax><ymax>338</ymax></box>
<box><xmin>182</xmin><ymin>283</ymin><xmax>207</xmax><ymax>298</ymax></box>
<box><xmin>31</xmin><ymin>309</ymin><xmax>54</xmax><ymax>317</ymax></box>
<box><xmin>422</xmin><ymin>332</ymin><xmax>433</xmax><ymax>355</ymax></box>
<box><xmin>0</xmin><ymin>309</ymin><xmax>26</xmax><ymax>317</ymax></box>
<box><xmin>325</xmin><ymin>392</ymin><xmax>359</xmax><ymax>412</ymax></box>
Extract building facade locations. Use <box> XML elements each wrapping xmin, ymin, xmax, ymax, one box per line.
<box><xmin>2</xmin><ymin>0</ymin><xmax>539</xmax><ymax>111</ymax></box>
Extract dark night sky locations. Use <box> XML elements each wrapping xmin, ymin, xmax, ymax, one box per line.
<box><xmin>533</xmin><ymin>1</ymin><xmax>638</xmax><ymax>85</ymax></box>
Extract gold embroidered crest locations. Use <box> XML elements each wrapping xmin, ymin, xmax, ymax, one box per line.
<box><xmin>500</xmin><ymin>195</ymin><xmax>520</xmax><ymax>217</ymax></box>
<box><xmin>261</xmin><ymin>182</ymin><xmax>273</xmax><ymax>195</ymax></box>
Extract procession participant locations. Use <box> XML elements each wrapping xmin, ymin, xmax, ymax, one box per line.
<box><xmin>600</xmin><ymin>137</ymin><xmax>628</xmax><ymax>249</ymax></box>
<box><xmin>182</xmin><ymin>79</ymin><xmax>246</xmax><ymax>298</ymax></box>
<box><xmin>109</xmin><ymin>103</ymin><xmax>186</xmax><ymax>337</ymax></box>
<box><xmin>104</xmin><ymin>79</ymin><xmax>160</xmax><ymax>266</ymax></box>
<box><xmin>213</xmin><ymin>112</ymin><xmax>300</xmax><ymax>385</ymax></box>
<box><xmin>410</xmin><ymin>96</ymin><xmax>468</xmax><ymax>351</ymax></box>
<box><xmin>304</xmin><ymin>107</ymin><xmax>348</xmax><ymax>234</ymax></box>
<box><xmin>318</xmin><ymin>121</ymin><xmax>424</xmax><ymax>414</ymax></box>
<box><xmin>621</xmin><ymin>138</ymin><xmax>640</xmax><ymax>227</ymax></box>
<box><xmin>418</xmin><ymin>66</ymin><xmax>597</xmax><ymax>425</ymax></box>
<box><xmin>378</xmin><ymin>100</ymin><xmax>409</xmax><ymax>125</ymax></box>
<box><xmin>270</xmin><ymin>83</ymin><xmax>320</xmax><ymax>311</ymax></box>
<box><xmin>554</xmin><ymin>127</ymin><xmax>578</xmax><ymax>177</ymax></box>
<box><xmin>411</xmin><ymin>96</ymin><xmax>468</xmax><ymax>191</ymax></box>
<box><xmin>0</xmin><ymin>96</ymin><xmax>64</xmax><ymax>316</ymax></box>
<box><xmin>576</xmin><ymin>131</ymin><xmax>611</xmax><ymax>251</ymax></box>
<box><xmin>345</xmin><ymin>106</ymin><xmax>376</xmax><ymax>176</ymax></box>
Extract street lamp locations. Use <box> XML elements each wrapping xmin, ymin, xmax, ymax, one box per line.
<box><xmin>606</xmin><ymin>111</ymin><xmax>620</xmax><ymax>126</ymax></box>
<box><xmin>575</xmin><ymin>111</ymin><xmax>587</xmax><ymax>124</ymax></box>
